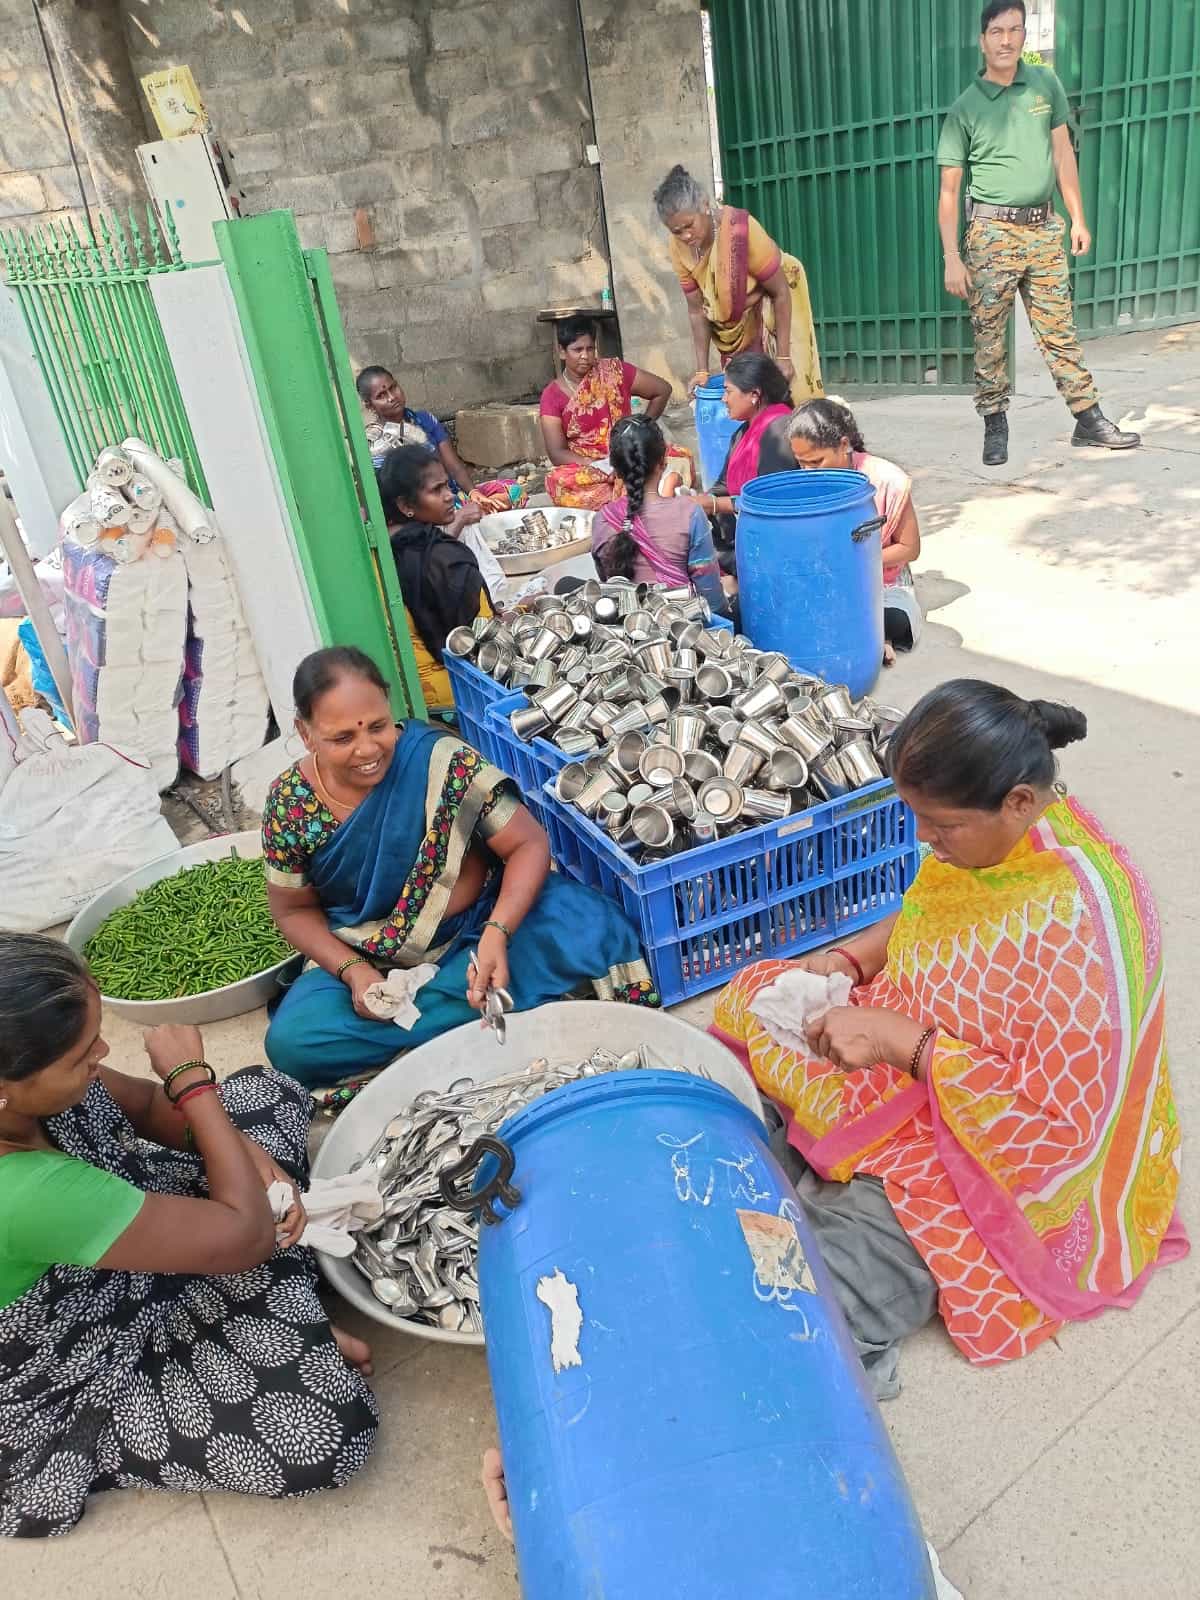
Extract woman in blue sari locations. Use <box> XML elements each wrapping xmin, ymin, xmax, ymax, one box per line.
<box><xmin>262</xmin><ymin>647</ymin><xmax>659</xmax><ymax>1086</ymax></box>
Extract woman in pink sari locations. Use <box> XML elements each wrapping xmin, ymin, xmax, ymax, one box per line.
<box><xmin>688</xmin><ymin>354</ymin><xmax>795</xmax><ymax>568</ymax></box>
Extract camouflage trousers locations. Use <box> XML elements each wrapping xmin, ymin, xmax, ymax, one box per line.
<box><xmin>964</xmin><ymin>215</ymin><xmax>1098</xmax><ymax>416</ymax></box>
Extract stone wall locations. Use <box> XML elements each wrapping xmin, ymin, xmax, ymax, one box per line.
<box><xmin>124</xmin><ymin>0</ymin><xmax>612</xmax><ymax>412</ymax></box>
<box><xmin>0</xmin><ymin>1</ymin><xmax>93</xmax><ymax>229</ymax></box>
<box><xmin>0</xmin><ymin>0</ymin><xmax>713</xmax><ymax>412</ymax></box>
<box><xmin>580</xmin><ymin>0</ymin><xmax>714</xmax><ymax>395</ymax></box>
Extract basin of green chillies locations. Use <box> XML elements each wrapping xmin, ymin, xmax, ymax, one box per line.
<box><xmin>65</xmin><ymin>833</ymin><xmax>300</xmax><ymax>1025</ymax></box>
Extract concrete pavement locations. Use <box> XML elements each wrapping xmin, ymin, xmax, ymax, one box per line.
<box><xmin>17</xmin><ymin>322</ymin><xmax>1198</xmax><ymax>1598</ymax></box>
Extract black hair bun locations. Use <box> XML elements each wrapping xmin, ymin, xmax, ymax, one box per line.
<box><xmin>1028</xmin><ymin>699</ymin><xmax>1088</xmax><ymax>750</ymax></box>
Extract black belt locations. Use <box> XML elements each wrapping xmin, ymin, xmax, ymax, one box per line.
<box><xmin>967</xmin><ymin>198</ymin><xmax>1052</xmax><ymax>225</ymax></box>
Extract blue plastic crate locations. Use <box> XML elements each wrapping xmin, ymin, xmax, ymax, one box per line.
<box><xmin>483</xmin><ymin>692</ymin><xmax>574</xmax><ymax>823</ymax></box>
<box><xmin>541</xmin><ymin>778</ymin><xmax>920</xmax><ymax>1006</ymax></box>
<box><xmin>445</xmin><ymin>651</ymin><xmax>507</xmax><ymax>728</ymax></box>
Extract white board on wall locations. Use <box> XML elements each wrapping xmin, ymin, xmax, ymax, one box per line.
<box><xmin>149</xmin><ymin>263</ymin><xmax>321</xmax><ymax>719</ymax></box>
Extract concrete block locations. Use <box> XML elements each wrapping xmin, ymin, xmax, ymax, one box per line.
<box><xmin>397</xmin><ymin>192</ymin><xmax>473</xmax><ymax>246</ymax></box>
<box><xmin>0</xmin><ymin>170</ymin><xmax>44</xmax><ymax>217</ymax></box>
<box><xmin>430</xmin><ymin>6</ymin><xmax>494</xmax><ymax>53</ymax></box>
<box><xmin>276</xmin><ymin>26</ymin><xmax>357</xmax><ymax>75</ymax></box>
<box><xmin>481</xmin><ymin>270</ymin><xmax>549</xmax><ymax>315</ymax></box>
<box><xmin>485</xmin><ymin>42</ymin><xmax>582</xmax><ymax>91</ymax></box>
<box><xmin>547</xmin><ymin>252</ymin><xmax>611</xmax><ymax>299</ymax></box>
<box><xmin>395</xmin><ymin>318</ymin><xmax>486</xmax><ymax>366</ymax></box>
<box><xmin>346</xmin><ymin>16</ymin><xmax>420</xmax><ymax>62</ymax></box>
<box><xmin>293</xmin><ymin>119</ymin><xmax>374</xmax><ymax>174</ymax></box>
<box><xmin>534</xmin><ymin>167</ymin><xmax>601</xmax><ymax>225</ymax></box>
<box><xmin>396</xmin><ymin>282</ymin><xmax>479</xmax><ymax>327</ymax></box>
<box><xmin>262</xmin><ymin>172</ymin><xmax>340</xmax><ymax>214</ymax></box>
<box><xmin>142</xmin><ymin>0</ymin><xmax>229</xmax><ymax>46</ymax></box>
<box><xmin>455</xmin><ymin>404</ymin><xmax>545</xmax><ymax>468</ymax></box>
<box><xmin>425</xmin><ymin>53</ymin><xmax>481</xmax><ymax>102</ymax></box>
<box><xmin>481</xmin><ymin>229</ymin><xmax>517</xmax><ymax>275</ymax></box>
<box><xmin>193</xmin><ymin>38</ymin><xmax>274</xmax><ymax>84</ymax></box>
<box><xmin>294</xmin><ymin>212</ymin><xmax>326</xmax><ymax>249</ymax></box>
<box><xmin>362</xmin><ymin>135</ymin><xmax>439</xmax><ymax>192</ymax></box>
<box><xmin>470</xmin><ymin>314</ymin><xmax>543</xmax><ymax>361</ymax></box>
<box><xmin>329</xmin><ymin>251</ymin><xmax>377</xmax><ymax>295</ymax></box>
<box><xmin>350</xmin><ymin>327</ymin><xmax>402</xmax><ymax>372</ymax></box>
<box><xmin>447</xmin><ymin>92</ymin><xmax>517</xmax><ymax>148</ymax></box>
<box><xmin>204</xmin><ymin>80</ymin><xmax>313</xmax><ymax>135</ymax></box>
<box><xmin>494</xmin><ymin>349</ymin><xmax>556</xmax><ymax>404</ymax></box>
<box><xmin>225</xmin><ymin>132</ymin><xmax>286</xmax><ymax>177</ymax></box>
<box><xmin>372</xmin><ymin>242</ymin><xmax>471</xmax><ymax>291</ymax></box>
<box><xmin>334</xmin><ymin>163</ymin><xmax>402</xmax><ymax>207</ymax></box>
<box><xmin>474</xmin><ymin>176</ymin><xmax>538</xmax><ymax>232</ymax></box>
<box><xmin>319</xmin><ymin>209</ymin><xmax>367</xmax><ymax>254</ymax></box>
<box><xmin>362</xmin><ymin>78</ymin><xmax>441</xmax><ymax>153</ymax></box>
<box><xmin>508</xmin><ymin>131</ymin><xmax>584</xmax><ymax>179</ymax></box>
<box><xmin>0</xmin><ymin>24</ymin><xmax>43</xmax><ymax>75</ymax></box>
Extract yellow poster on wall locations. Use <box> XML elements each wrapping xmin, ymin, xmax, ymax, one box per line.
<box><xmin>140</xmin><ymin>66</ymin><xmax>208</xmax><ymax>139</ymax></box>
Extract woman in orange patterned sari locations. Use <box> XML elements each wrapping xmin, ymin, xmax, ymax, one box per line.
<box><xmin>713</xmin><ymin>680</ymin><xmax>1185</xmax><ymax>1389</ymax></box>
<box><xmin>540</xmin><ymin>316</ymin><xmax>673</xmax><ymax>509</ymax></box>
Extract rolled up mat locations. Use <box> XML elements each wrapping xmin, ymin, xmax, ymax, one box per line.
<box><xmin>90</xmin><ymin>484</ymin><xmax>130</xmax><ymax>527</ymax></box>
<box><xmin>121</xmin><ymin>437</ymin><xmax>215</xmax><ymax>544</ymax></box>
<box><xmin>94</xmin><ymin>446</ymin><xmax>133</xmax><ymax>487</ymax></box>
<box><xmin>126</xmin><ymin>473</ymin><xmax>162</xmax><ymax>513</ymax></box>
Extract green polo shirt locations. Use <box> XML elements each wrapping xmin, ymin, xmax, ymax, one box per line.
<box><xmin>937</xmin><ymin>63</ymin><xmax>1069</xmax><ymax>207</ymax></box>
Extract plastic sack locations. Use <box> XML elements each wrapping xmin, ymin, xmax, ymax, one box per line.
<box><xmin>0</xmin><ymin>708</ymin><xmax>177</xmax><ymax>931</ymax></box>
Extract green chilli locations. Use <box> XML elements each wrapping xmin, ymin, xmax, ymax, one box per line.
<box><xmin>84</xmin><ymin>850</ymin><xmax>295</xmax><ymax>1001</ymax></box>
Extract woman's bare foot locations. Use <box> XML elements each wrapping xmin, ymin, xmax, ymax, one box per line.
<box><xmin>482</xmin><ymin>1447</ymin><xmax>513</xmax><ymax>1541</ymax></box>
<box><xmin>882</xmin><ymin>641</ymin><xmax>896</xmax><ymax>667</ymax></box>
<box><xmin>332</xmin><ymin>1323</ymin><xmax>374</xmax><ymax>1377</ymax></box>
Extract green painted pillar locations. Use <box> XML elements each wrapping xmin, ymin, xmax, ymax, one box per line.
<box><xmin>215</xmin><ymin>210</ymin><xmax>424</xmax><ymax>717</ymax></box>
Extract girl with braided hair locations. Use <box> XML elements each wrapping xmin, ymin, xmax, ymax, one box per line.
<box><xmin>591</xmin><ymin>416</ymin><xmax>727</xmax><ymax>616</ymax></box>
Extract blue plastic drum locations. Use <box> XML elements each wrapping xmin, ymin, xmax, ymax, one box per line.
<box><xmin>693</xmin><ymin>373</ymin><xmax>741</xmax><ymax>489</ymax></box>
<box><xmin>476</xmin><ymin>1071</ymin><xmax>934</xmax><ymax>1599</ymax></box>
<box><xmin>736</xmin><ymin>469</ymin><xmax>885</xmax><ymax>699</ymax></box>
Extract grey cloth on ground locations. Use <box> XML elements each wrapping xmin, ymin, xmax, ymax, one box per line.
<box><xmin>766</xmin><ymin>1109</ymin><xmax>938</xmax><ymax>1400</ymax></box>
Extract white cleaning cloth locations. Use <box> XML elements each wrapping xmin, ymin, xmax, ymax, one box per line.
<box><xmin>360</xmin><ymin>962</ymin><xmax>439</xmax><ymax>1026</ymax></box>
<box><xmin>748</xmin><ymin>967</ymin><xmax>853</xmax><ymax>1053</ymax></box>
<box><xmin>267</xmin><ymin>1172</ymin><xmax>385</xmax><ymax>1258</ymax></box>
<box><xmin>927</xmin><ymin>1544</ymin><xmax>965</xmax><ymax>1599</ymax></box>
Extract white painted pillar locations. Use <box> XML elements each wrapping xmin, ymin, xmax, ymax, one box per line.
<box><xmin>149</xmin><ymin>264</ymin><xmax>321</xmax><ymax>719</ymax></box>
<box><xmin>0</xmin><ymin>286</ymin><xmax>80</xmax><ymax>558</ymax></box>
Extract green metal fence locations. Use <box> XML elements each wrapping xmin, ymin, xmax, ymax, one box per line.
<box><xmin>708</xmin><ymin>0</ymin><xmax>980</xmax><ymax>389</ymax></box>
<box><xmin>1056</xmin><ymin>0</ymin><xmax>1200</xmax><ymax>337</ymax></box>
<box><xmin>0</xmin><ymin>208</ymin><xmax>208</xmax><ymax>496</ymax></box>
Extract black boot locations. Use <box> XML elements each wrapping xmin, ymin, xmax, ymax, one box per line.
<box><xmin>982</xmin><ymin>411</ymin><xmax>1008</xmax><ymax>466</ymax></box>
<box><xmin>1071</xmin><ymin>404</ymin><xmax>1140</xmax><ymax>449</ymax></box>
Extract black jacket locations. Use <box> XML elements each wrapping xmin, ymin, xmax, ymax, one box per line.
<box><xmin>389</xmin><ymin>519</ymin><xmax>490</xmax><ymax>662</ymax></box>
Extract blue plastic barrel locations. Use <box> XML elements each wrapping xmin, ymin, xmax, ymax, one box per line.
<box><xmin>693</xmin><ymin>373</ymin><xmax>741</xmax><ymax>489</ymax></box>
<box><xmin>477</xmin><ymin>1071</ymin><xmax>934</xmax><ymax>1600</ymax></box>
<box><xmin>736</xmin><ymin>469</ymin><xmax>885</xmax><ymax>699</ymax></box>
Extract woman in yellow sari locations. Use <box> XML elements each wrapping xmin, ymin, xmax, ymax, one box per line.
<box><xmin>654</xmin><ymin>164</ymin><xmax>823</xmax><ymax>404</ymax></box>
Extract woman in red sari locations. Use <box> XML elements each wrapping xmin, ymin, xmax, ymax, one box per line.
<box><xmin>539</xmin><ymin>316</ymin><xmax>672</xmax><ymax>509</ymax></box>
<box><xmin>689</xmin><ymin>353</ymin><xmax>795</xmax><ymax>567</ymax></box>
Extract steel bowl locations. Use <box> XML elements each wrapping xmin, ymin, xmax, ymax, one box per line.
<box><xmin>310</xmin><ymin>1002</ymin><xmax>764</xmax><ymax>1343</ymax></box>
<box><xmin>64</xmin><ymin>831</ymin><xmax>301</xmax><ymax>1025</ymax></box>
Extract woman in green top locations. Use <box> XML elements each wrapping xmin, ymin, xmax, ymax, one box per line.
<box><xmin>0</xmin><ymin>933</ymin><xmax>378</xmax><ymax>1538</ymax></box>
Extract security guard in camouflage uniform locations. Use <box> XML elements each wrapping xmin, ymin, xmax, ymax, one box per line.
<box><xmin>936</xmin><ymin>0</ymin><xmax>1139</xmax><ymax>465</ymax></box>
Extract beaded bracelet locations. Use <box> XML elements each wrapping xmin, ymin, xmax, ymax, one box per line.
<box><xmin>175</xmin><ymin>1081</ymin><xmax>220</xmax><ymax>1112</ymax></box>
<box><xmin>828</xmin><ymin>946</ymin><xmax>866</xmax><ymax>987</ymax></box>
<box><xmin>336</xmin><ymin>954</ymin><xmax>369</xmax><ymax>980</ymax></box>
<box><xmin>482</xmin><ymin>919</ymin><xmax>512</xmax><ymax>940</ymax></box>
<box><xmin>909</xmin><ymin>1026</ymin><xmax>936</xmax><ymax>1078</ymax></box>
<box><xmin>162</xmin><ymin>1059</ymin><xmax>207</xmax><ymax>1095</ymax></box>
<box><xmin>164</xmin><ymin>1062</ymin><xmax>217</xmax><ymax>1105</ymax></box>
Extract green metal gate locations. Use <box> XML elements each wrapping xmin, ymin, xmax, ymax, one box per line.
<box><xmin>0</xmin><ymin>209</ymin><xmax>209</xmax><ymax>494</ymax></box>
<box><xmin>217</xmin><ymin>211</ymin><xmax>424</xmax><ymax>718</ymax></box>
<box><xmin>1056</xmin><ymin>0</ymin><xmax>1200</xmax><ymax>336</ymax></box>
<box><xmin>707</xmin><ymin>0</ymin><xmax>979</xmax><ymax>388</ymax></box>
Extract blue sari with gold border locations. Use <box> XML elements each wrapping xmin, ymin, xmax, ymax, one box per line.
<box><xmin>262</xmin><ymin>722</ymin><xmax>657</xmax><ymax>1086</ymax></box>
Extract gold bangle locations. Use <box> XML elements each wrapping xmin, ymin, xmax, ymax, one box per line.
<box><xmin>336</xmin><ymin>954</ymin><xmax>369</xmax><ymax>980</ymax></box>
